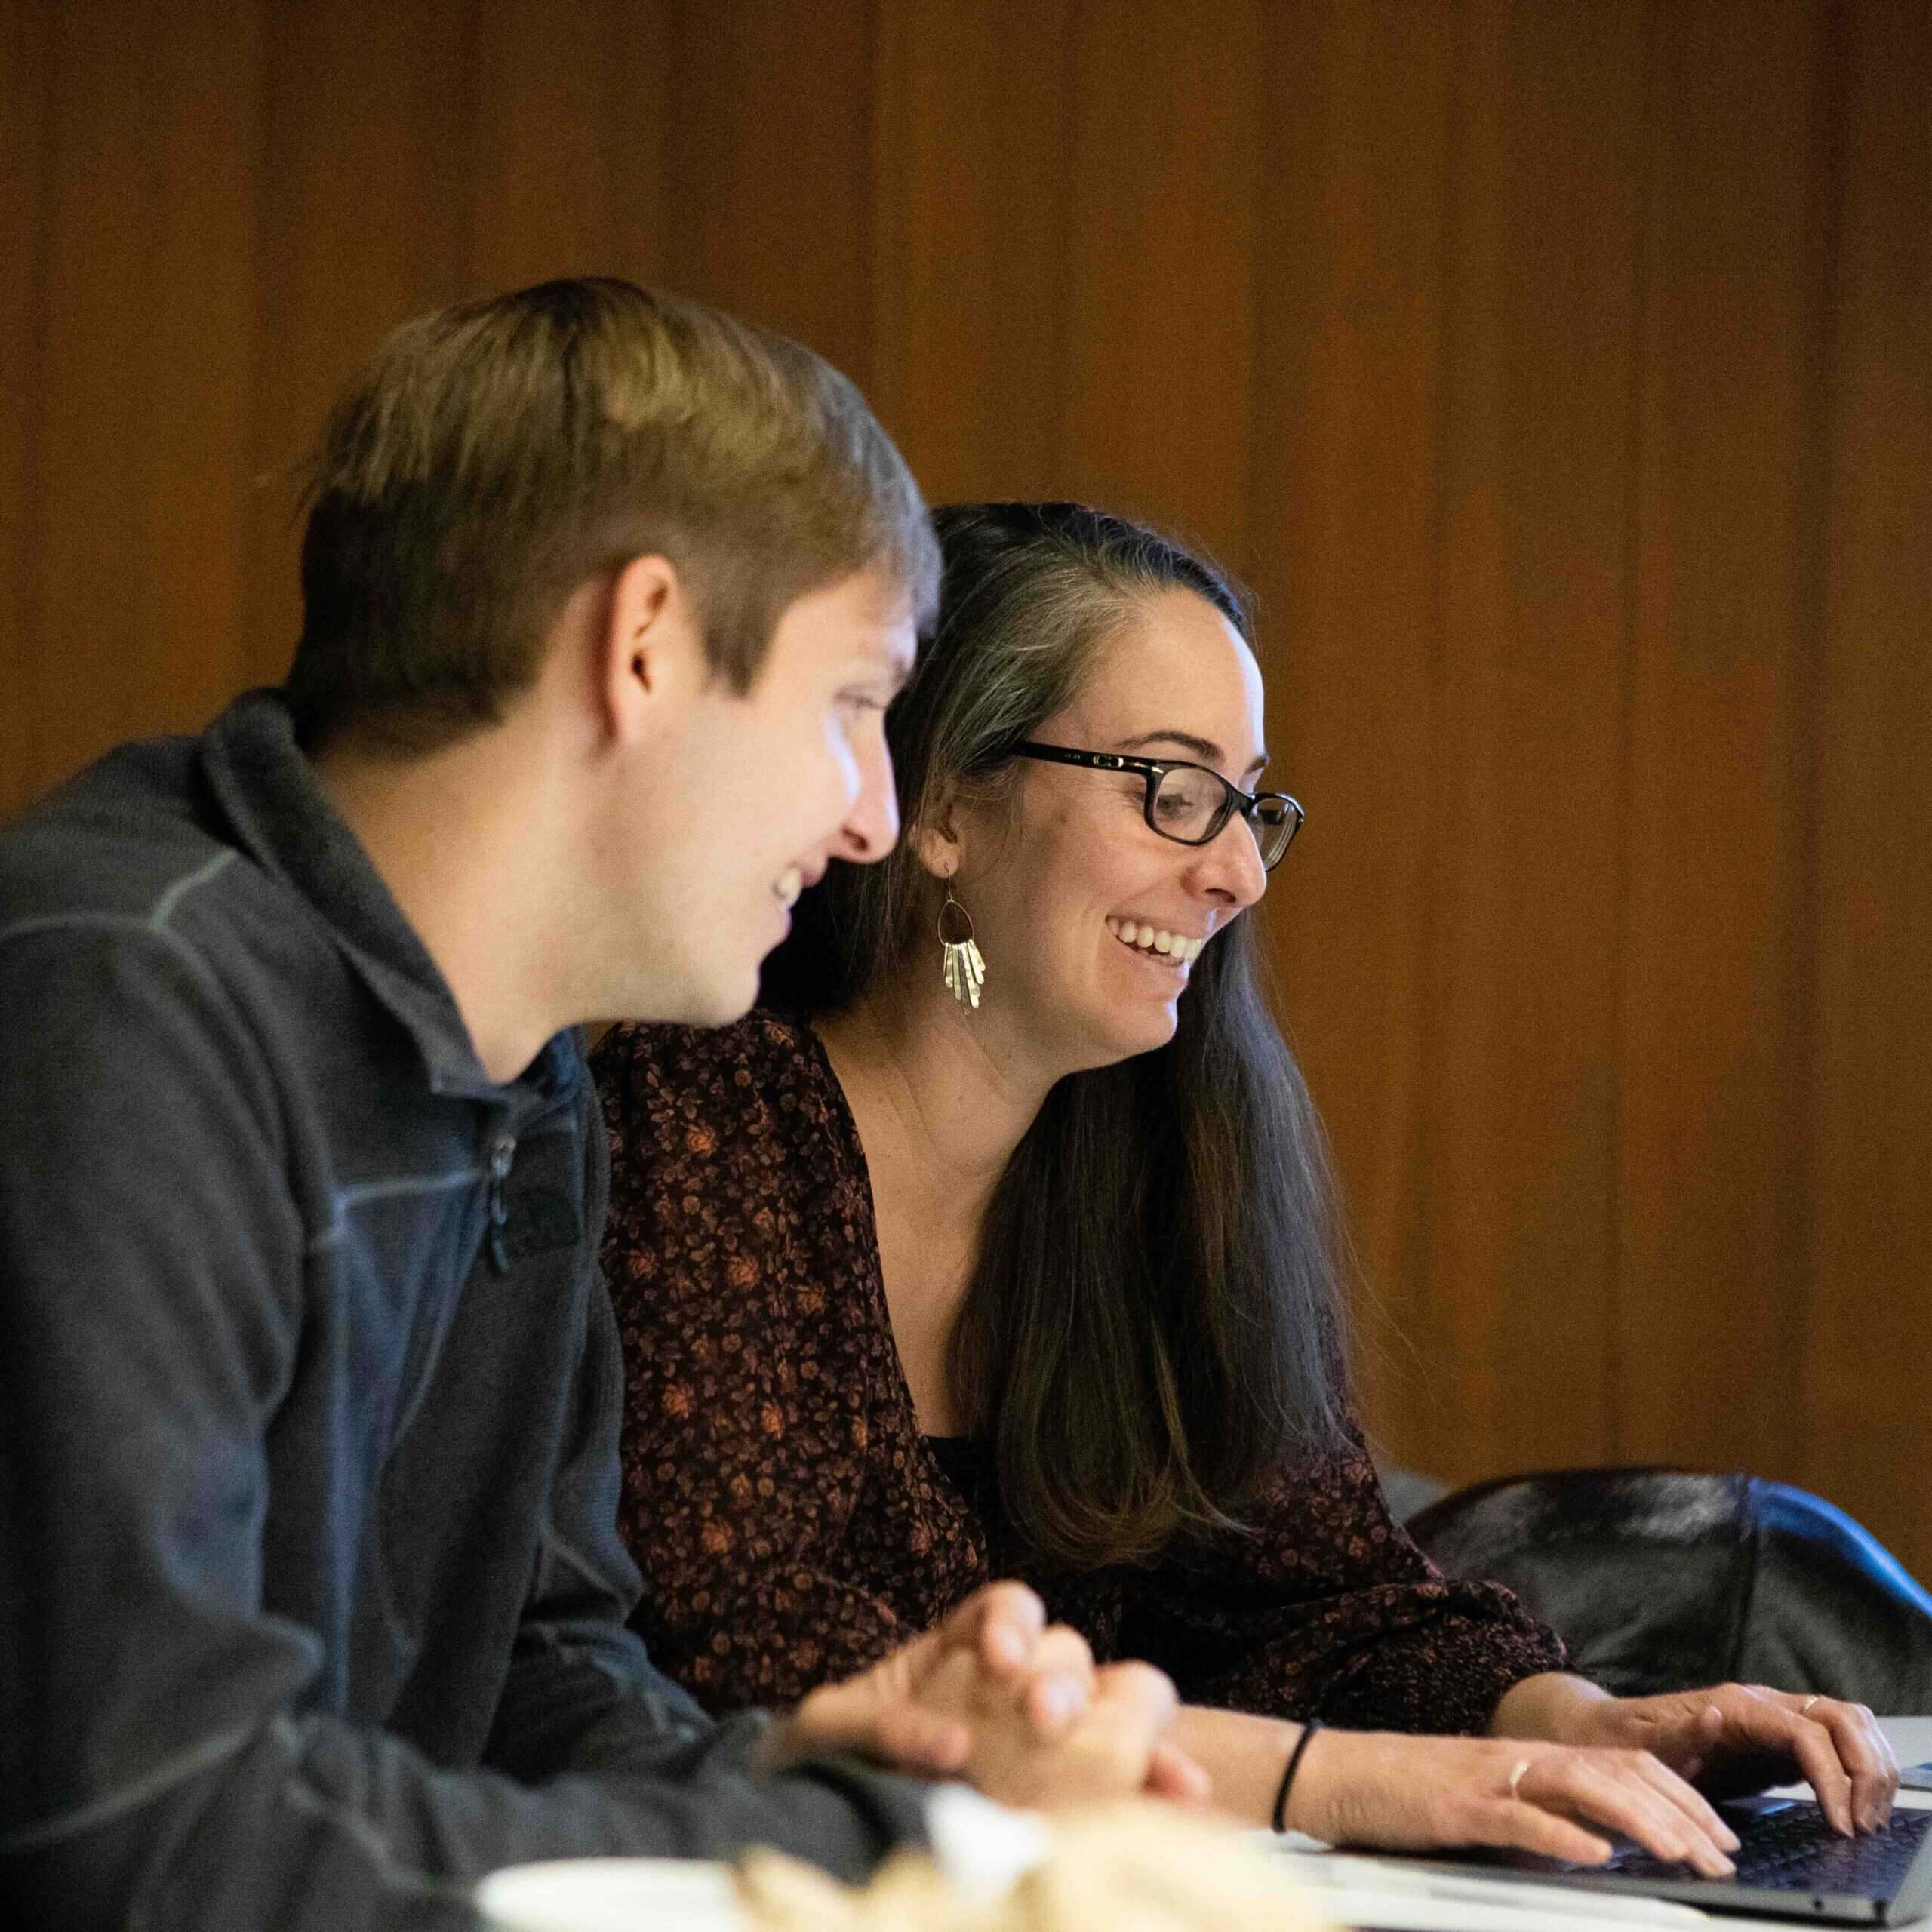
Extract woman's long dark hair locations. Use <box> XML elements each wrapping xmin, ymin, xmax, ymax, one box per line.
<box><xmin>762</xmin><ymin>502</ymin><xmax>1352</xmax><ymax>1571</ymax></box>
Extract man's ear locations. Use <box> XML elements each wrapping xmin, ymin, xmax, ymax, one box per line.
<box><xmin>599</xmin><ymin>553</ymin><xmax>701</xmax><ymax>742</ymax></box>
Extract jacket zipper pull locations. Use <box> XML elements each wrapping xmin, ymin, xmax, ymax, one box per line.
<box><xmin>488</xmin><ymin>1131</ymin><xmax>515</xmax><ymax>1273</ymax></box>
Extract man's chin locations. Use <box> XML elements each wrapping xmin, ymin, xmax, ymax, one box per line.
<box><xmin>667</xmin><ymin>960</ymin><xmax>762</xmax><ymax>1031</ymax></box>
<box><xmin>598</xmin><ymin>958</ymin><xmax>761</xmax><ymax>1032</ymax></box>
<box><xmin>692</xmin><ymin>985</ymin><xmax>760</xmax><ymax>1029</ymax></box>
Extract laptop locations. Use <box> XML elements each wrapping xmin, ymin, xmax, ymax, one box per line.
<box><xmin>1406</xmin><ymin>1793</ymin><xmax>1932</xmax><ymax>1924</ymax></box>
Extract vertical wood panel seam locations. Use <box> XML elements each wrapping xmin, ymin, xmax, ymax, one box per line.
<box><xmin>235</xmin><ymin>0</ymin><xmax>269</xmax><ymax>686</ymax></box>
<box><xmin>17</xmin><ymin>5</ymin><xmax>66</xmax><ymax>799</ymax></box>
<box><xmin>1235</xmin><ymin>0</ymin><xmax>1266</xmax><ymax>590</ymax></box>
<box><xmin>246</xmin><ymin>0</ymin><xmax>293</xmax><ymax>678</ymax></box>
<box><xmin>1416</xmin><ymin>1</ymin><xmax>1463</xmax><ymax>1461</ymax></box>
<box><xmin>863</xmin><ymin>0</ymin><xmax>900</xmax><ymax>433</ymax></box>
<box><xmin>1241</xmin><ymin>2</ymin><xmax>1275</xmax><ymax>603</ymax></box>
<box><xmin>1608</xmin><ymin>0</ymin><xmax>1669</xmax><ymax>1466</ymax></box>
<box><xmin>1047</xmin><ymin>0</ymin><xmax>1083</xmax><ymax>488</ymax></box>
<box><xmin>456</xmin><ymin>0</ymin><xmax>484</xmax><ymax>295</ymax></box>
<box><xmin>855</xmin><ymin>0</ymin><xmax>879</xmax><ymax>396</ymax></box>
<box><xmin>1785</xmin><ymin>0</ymin><xmax>1850</xmax><ymax>1491</ymax></box>
<box><xmin>1605</xmin><ymin>0</ymin><xmax>1665</xmax><ymax>1466</ymax></box>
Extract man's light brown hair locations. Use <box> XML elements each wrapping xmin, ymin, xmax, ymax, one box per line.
<box><xmin>287</xmin><ymin>277</ymin><xmax>939</xmax><ymax>748</ymax></box>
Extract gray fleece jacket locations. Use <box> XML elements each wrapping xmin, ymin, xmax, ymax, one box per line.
<box><xmin>0</xmin><ymin>690</ymin><xmax>928</xmax><ymax>1930</ymax></box>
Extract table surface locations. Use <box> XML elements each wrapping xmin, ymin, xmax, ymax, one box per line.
<box><xmin>476</xmin><ymin>1723</ymin><xmax>1932</xmax><ymax>1932</ymax></box>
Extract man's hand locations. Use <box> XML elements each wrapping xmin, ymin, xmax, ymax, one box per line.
<box><xmin>755</xmin><ymin>1581</ymin><xmax>1058</xmax><ymax>1777</ymax></box>
<box><xmin>1493</xmin><ymin>1672</ymin><xmax>1900</xmax><ymax>1836</ymax></box>
<box><xmin>914</xmin><ymin>1626</ymin><xmax>1210</xmax><ymax>1810</ymax></box>
<box><xmin>752</xmin><ymin>1581</ymin><xmax>1208</xmax><ymax>1808</ymax></box>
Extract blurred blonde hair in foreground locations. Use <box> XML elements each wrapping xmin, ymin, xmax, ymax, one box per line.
<box><xmin>737</xmin><ymin>1804</ymin><xmax>1330</xmax><ymax>1932</ymax></box>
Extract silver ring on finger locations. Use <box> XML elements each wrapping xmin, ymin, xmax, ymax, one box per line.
<box><xmin>1801</xmin><ymin>1695</ymin><xmax>1822</xmax><ymax>1716</ymax></box>
<box><xmin>1509</xmin><ymin>1758</ymin><xmax>1532</xmax><ymax>1799</ymax></box>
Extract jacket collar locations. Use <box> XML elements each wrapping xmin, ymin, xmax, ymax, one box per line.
<box><xmin>198</xmin><ymin>688</ymin><xmax>574</xmax><ymax>1103</ymax></box>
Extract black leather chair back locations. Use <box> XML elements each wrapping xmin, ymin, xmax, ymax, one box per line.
<box><xmin>1407</xmin><ymin>1468</ymin><xmax>1932</xmax><ymax>1714</ymax></box>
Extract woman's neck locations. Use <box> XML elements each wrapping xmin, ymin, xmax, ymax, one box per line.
<box><xmin>814</xmin><ymin>980</ymin><xmax>1060</xmax><ymax>1434</ymax></box>
<box><xmin>814</xmin><ymin>981</ymin><xmax>1057</xmax><ymax>1229</ymax></box>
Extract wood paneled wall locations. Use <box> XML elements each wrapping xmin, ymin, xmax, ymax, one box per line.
<box><xmin>5</xmin><ymin>2</ymin><xmax>1927</xmax><ymax>1572</ymax></box>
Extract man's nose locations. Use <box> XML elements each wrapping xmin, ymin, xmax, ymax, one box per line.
<box><xmin>835</xmin><ymin>728</ymin><xmax>899</xmax><ymax>863</ymax></box>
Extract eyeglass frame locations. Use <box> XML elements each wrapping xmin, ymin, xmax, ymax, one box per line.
<box><xmin>1005</xmin><ymin>740</ymin><xmax>1304</xmax><ymax>870</ymax></box>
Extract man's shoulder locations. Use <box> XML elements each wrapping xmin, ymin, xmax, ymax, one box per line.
<box><xmin>2</xmin><ymin>737</ymin><xmax>210</xmax><ymax>915</ymax></box>
<box><xmin>0</xmin><ymin>734</ymin><xmax>326</xmax><ymax>1004</ymax></box>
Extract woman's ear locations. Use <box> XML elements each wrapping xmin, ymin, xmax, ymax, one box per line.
<box><xmin>907</xmin><ymin>817</ymin><xmax>961</xmax><ymax>882</ymax></box>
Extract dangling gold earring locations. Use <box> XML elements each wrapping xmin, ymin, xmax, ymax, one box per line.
<box><xmin>937</xmin><ymin>887</ymin><xmax>986</xmax><ymax>1010</ymax></box>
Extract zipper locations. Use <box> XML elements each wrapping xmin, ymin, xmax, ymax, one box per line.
<box><xmin>486</xmin><ymin>1129</ymin><xmax>515</xmax><ymax>1273</ymax></box>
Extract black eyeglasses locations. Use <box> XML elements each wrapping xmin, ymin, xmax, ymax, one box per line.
<box><xmin>1008</xmin><ymin>742</ymin><xmax>1304</xmax><ymax>870</ymax></box>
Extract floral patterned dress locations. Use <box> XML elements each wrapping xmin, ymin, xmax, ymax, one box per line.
<box><xmin>592</xmin><ymin>1010</ymin><xmax>1567</xmax><ymax>1727</ymax></box>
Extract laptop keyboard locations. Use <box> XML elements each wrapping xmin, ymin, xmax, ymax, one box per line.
<box><xmin>1604</xmin><ymin>1800</ymin><xmax>1932</xmax><ymax>1895</ymax></box>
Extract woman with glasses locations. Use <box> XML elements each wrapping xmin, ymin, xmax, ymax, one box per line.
<box><xmin>592</xmin><ymin>502</ymin><xmax>1890</xmax><ymax>1858</ymax></box>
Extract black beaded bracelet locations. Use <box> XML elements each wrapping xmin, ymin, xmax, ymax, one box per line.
<box><xmin>1270</xmin><ymin>1718</ymin><xmax>1324</xmax><ymax>1835</ymax></box>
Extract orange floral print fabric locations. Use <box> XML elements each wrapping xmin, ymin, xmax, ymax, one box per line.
<box><xmin>594</xmin><ymin>1011</ymin><xmax>1567</xmax><ymax>1731</ymax></box>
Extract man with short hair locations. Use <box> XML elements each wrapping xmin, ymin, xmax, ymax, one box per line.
<box><xmin>0</xmin><ymin>280</ymin><xmax>1192</xmax><ymax>1932</ymax></box>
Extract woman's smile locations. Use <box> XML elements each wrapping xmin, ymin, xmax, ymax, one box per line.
<box><xmin>1105</xmin><ymin>915</ymin><xmax>1207</xmax><ymax>964</ymax></box>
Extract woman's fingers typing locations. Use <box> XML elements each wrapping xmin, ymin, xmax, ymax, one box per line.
<box><xmin>1470</xmin><ymin>1796</ymin><xmax>1613</xmax><ymax>1868</ymax></box>
<box><xmin>1762</xmin><ymin>1694</ymin><xmax>1857</xmax><ymax>1835</ymax></box>
<box><xmin>1629</xmin><ymin>1748</ymin><xmax>1741</xmax><ymax>1853</ymax></box>
<box><xmin>1678</xmin><ymin>1684</ymin><xmax>1885</xmax><ymax>1835</ymax></box>
<box><xmin>1296</xmin><ymin>1732</ymin><xmax>1743</xmax><ymax>1872</ymax></box>
<box><xmin>1829</xmin><ymin>1700</ymin><xmax>1898</xmax><ymax>1832</ymax></box>
<box><xmin>1587</xmin><ymin>1682</ymin><xmax>1897</xmax><ymax>1835</ymax></box>
<box><xmin>1527</xmin><ymin>1751</ymin><xmax>1736</xmax><ymax>1875</ymax></box>
<box><xmin>1762</xmin><ymin>1690</ymin><xmax>1897</xmax><ymax>1832</ymax></box>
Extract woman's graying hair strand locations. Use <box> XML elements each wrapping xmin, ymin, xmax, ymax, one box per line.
<box><xmin>762</xmin><ymin>500</ymin><xmax>1352</xmax><ymax>1571</ymax></box>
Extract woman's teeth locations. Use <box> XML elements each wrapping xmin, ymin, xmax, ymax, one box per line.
<box><xmin>774</xmin><ymin>866</ymin><xmax>804</xmax><ymax>909</ymax></box>
<box><xmin>1106</xmin><ymin>918</ymin><xmax>1204</xmax><ymax>963</ymax></box>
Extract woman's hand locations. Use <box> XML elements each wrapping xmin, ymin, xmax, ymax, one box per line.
<box><xmin>1287</xmin><ymin>1727</ymin><xmax>1742</xmax><ymax>1873</ymax></box>
<box><xmin>1168</xmin><ymin>1706</ymin><xmax>1735</xmax><ymax>1868</ymax></box>
<box><xmin>1493</xmin><ymin>1673</ymin><xmax>1900</xmax><ymax>1835</ymax></box>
